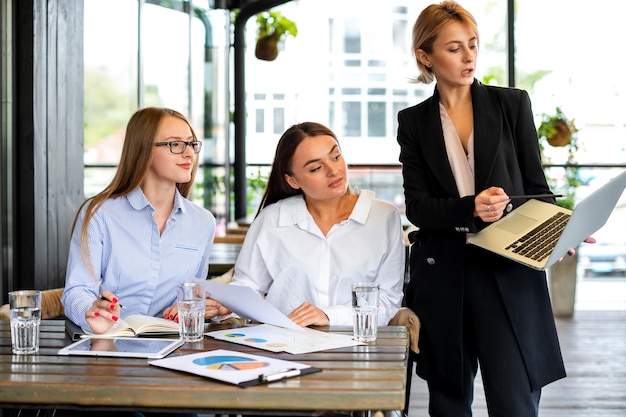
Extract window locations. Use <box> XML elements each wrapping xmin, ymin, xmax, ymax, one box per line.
<box><xmin>83</xmin><ymin>0</ymin><xmax>230</xmax><ymax>219</ymax></box>
<box><xmin>342</xmin><ymin>102</ymin><xmax>361</xmax><ymax>137</ymax></box>
<box><xmin>367</xmin><ymin>102</ymin><xmax>386</xmax><ymax>137</ymax></box>
<box><xmin>343</xmin><ymin>19</ymin><xmax>360</xmax><ymax>53</ymax></box>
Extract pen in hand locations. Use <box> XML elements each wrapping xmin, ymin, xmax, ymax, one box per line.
<box><xmin>99</xmin><ymin>295</ymin><xmax>126</xmax><ymax>310</ymax></box>
<box><xmin>508</xmin><ymin>194</ymin><xmax>565</xmax><ymax>200</ymax></box>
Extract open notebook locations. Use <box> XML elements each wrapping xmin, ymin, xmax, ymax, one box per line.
<box><xmin>468</xmin><ymin>170</ymin><xmax>626</xmax><ymax>270</ymax></box>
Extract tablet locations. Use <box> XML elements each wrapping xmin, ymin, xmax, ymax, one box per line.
<box><xmin>58</xmin><ymin>337</ymin><xmax>184</xmax><ymax>358</ymax></box>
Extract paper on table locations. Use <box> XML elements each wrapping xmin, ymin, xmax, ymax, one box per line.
<box><xmin>207</xmin><ymin>323</ymin><xmax>362</xmax><ymax>354</ymax></box>
<box><xmin>204</xmin><ymin>281</ymin><xmax>300</xmax><ymax>330</ymax></box>
<box><xmin>149</xmin><ymin>348</ymin><xmax>321</xmax><ymax>387</ymax></box>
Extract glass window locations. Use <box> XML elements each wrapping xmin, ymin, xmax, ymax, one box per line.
<box><xmin>273</xmin><ymin>107</ymin><xmax>285</xmax><ymax>135</ymax></box>
<box><xmin>142</xmin><ymin>3</ymin><xmax>189</xmax><ymax>112</ymax></box>
<box><xmin>517</xmin><ymin>0</ymin><xmax>626</xmax><ymax>167</ymax></box>
<box><xmin>342</xmin><ymin>101</ymin><xmax>361</xmax><ymax>137</ymax></box>
<box><xmin>344</xmin><ymin>19</ymin><xmax>361</xmax><ymax>53</ymax></box>
<box><xmin>368</xmin><ymin>102</ymin><xmax>386</xmax><ymax>137</ymax></box>
<box><xmin>83</xmin><ymin>0</ymin><xmax>139</xmax><ymax>196</ymax></box>
<box><xmin>255</xmin><ymin>109</ymin><xmax>264</xmax><ymax>133</ymax></box>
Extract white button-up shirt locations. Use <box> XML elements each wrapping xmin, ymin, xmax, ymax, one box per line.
<box><xmin>231</xmin><ymin>190</ymin><xmax>405</xmax><ymax>326</ymax></box>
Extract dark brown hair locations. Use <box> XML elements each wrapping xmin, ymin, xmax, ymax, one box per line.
<box><xmin>256</xmin><ymin>122</ymin><xmax>339</xmax><ymax>216</ymax></box>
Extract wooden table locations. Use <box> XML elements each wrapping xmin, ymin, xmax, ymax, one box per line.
<box><xmin>0</xmin><ymin>320</ymin><xmax>409</xmax><ymax>415</ymax></box>
<box><xmin>208</xmin><ymin>243</ymin><xmax>242</xmax><ymax>277</ymax></box>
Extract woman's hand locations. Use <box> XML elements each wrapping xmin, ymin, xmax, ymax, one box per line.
<box><xmin>85</xmin><ymin>290</ymin><xmax>122</xmax><ymax>334</ymax></box>
<box><xmin>203</xmin><ymin>293</ymin><xmax>231</xmax><ymax>318</ymax></box>
<box><xmin>474</xmin><ymin>186</ymin><xmax>510</xmax><ymax>222</ymax></box>
<box><xmin>288</xmin><ymin>302</ymin><xmax>330</xmax><ymax>327</ymax></box>
<box><xmin>162</xmin><ymin>292</ymin><xmax>231</xmax><ymax>321</ymax></box>
<box><xmin>564</xmin><ymin>236</ymin><xmax>597</xmax><ymax>258</ymax></box>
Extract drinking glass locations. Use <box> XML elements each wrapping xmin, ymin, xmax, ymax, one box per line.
<box><xmin>351</xmin><ymin>282</ymin><xmax>380</xmax><ymax>342</ymax></box>
<box><xmin>176</xmin><ymin>282</ymin><xmax>205</xmax><ymax>342</ymax></box>
<box><xmin>9</xmin><ymin>290</ymin><xmax>42</xmax><ymax>354</ymax></box>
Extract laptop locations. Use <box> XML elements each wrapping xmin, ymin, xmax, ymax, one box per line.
<box><xmin>468</xmin><ymin>170</ymin><xmax>626</xmax><ymax>270</ymax></box>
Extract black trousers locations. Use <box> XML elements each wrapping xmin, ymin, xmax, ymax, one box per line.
<box><xmin>427</xmin><ymin>250</ymin><xmax>541</xmax><ymax>417</ymax></box>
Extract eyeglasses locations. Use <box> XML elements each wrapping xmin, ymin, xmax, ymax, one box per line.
<box><xmin>154</xmin><ymin>140</ymin><xmax>202</xmax><ymax>154</ymax></box>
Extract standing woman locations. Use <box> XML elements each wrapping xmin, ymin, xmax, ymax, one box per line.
<box><xmin>397</xmin><ymin>2</ymin><xmax>582</xmax><ymax>416</ymax></box>
<box><xmin>63</xmin><ymin>107</ymin><xmax>217</xmax><ymax>335</ymax></box>
<box><xmin>224</xmin><ymin>122</ymin><xmax>405</xmax><ymax>327</ymax></box>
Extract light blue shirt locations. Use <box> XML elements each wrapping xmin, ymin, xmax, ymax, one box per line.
<box><xmin>62</xmin><ymin>187</ymin><xmax>215</xmax><ymax>330</ymax></box>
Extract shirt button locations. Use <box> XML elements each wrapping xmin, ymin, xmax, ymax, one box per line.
<box><xmin>506</xmin><ymin>203</ymin><xmax>513</xmax><ymax>213</ymax></box>
<box><xmin>427</xmin><ymin>257</ymin><xmax>435</xmax><ymax>265</ymax></box>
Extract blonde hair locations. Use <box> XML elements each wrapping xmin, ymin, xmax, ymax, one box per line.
<box><xmin>411</xmin><ymin>1</ymin><xmax>479</xmax><ymax>84</ymax></box>
<box><xmin>72</xmin><ymin>107</ymin><xmax>200</xmax><ymax>278</ymax></box>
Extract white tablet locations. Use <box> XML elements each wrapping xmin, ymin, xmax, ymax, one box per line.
<box><xmin>58</xmin><ymin>337</ymin><xmax>184</xmax><ymax>359</ymax></box>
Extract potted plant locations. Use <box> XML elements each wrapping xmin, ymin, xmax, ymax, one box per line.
<box><xmin>538</xmin><ymin>107</ymin><xmax>581</xmax><ymax>317</ymax></box>
<box><xmin>538</xmin><ymin>107</ymin><xmax>578</xmax><ymax>148</ymax></box>
<box><xmin>538</xmin><ymin>107</ymin><xmax>580</xmax><ymax>210</ymax></box>
<box><xmin>254</xmin><ymin>10</ymin><xmax>297</xmax><ymax>61</ymax></box>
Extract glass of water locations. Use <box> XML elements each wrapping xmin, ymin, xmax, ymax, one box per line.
<box><xmin>9</xmin><ymin>290</ymin><xmax>42</xmax><ymax>354</ymax></box>
<box><xmin>351</xmin><ymin>282</ymin><xmax>380</xmax><ymax>342</ymax></box>
<box><xmin>176</xmin><ymin>282</ymin><xmax>205</xmax><ymax>342</ymax></box>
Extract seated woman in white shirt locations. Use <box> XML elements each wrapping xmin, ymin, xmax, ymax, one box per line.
<box><xmin>212</xmin><ymin>122</ymin><xmax>405</xmax><ymax>327</ymax></box>
<box><xmin>62</xmin><ymin>107</ymin><xmax>217</xmax><ymax>336</ymax></box>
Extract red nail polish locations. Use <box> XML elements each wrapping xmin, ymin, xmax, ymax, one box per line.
<box><xmin>175</xmin><ymin>317</ymin><xmax>179</xmax><ymax>323</ymax></box>
<box><xmin>112</xmin><ymin>316</ymin><xmax>118</xmax><ymax>321</ymax></box>
<box><xmin>94</xmin><ymin>312</ymin><xmax>100</xmax><ymax>317</ymax></box>
<box><xmin>112</xmin><ymin>297</ymin><xmax>118</xmax><ymax>303</ymax></box>
<box><xmin>110</xmin><ymin>304</ymin><xmax>115</xmax><ymax>309</ymax></box>
<box><xmin>169</xmin><ymin>314</ymin><xmax>174</xmax><ymax>319</ymax></box>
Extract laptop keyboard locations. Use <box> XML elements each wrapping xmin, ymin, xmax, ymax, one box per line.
<box><xmin>505</xmin><ymin>212</ymin><xmax>571</xmax><ymax>262</ymax></box>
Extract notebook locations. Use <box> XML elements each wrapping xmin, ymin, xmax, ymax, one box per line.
<box><xmin>468</xmin><ymin>170</ymin><xmax>626</xmax><ymax>270</ymax></box>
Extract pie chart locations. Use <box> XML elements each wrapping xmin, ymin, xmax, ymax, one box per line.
<box><xmin>192</xmin><ymin>355</ymin><xmax>269</xmax><ymax>371</ymax></box>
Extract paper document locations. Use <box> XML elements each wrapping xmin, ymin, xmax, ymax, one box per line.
<box><xmin>149</xmin><ymin>349</ymin><xmax>321</xmax><ymax>387</ymax></box>
<box><xmin>206</xmin><ymin>323</ymin><xmax>362</xmax><ymax>354</ymax></box>
<box><xmin>204</xmin><ymin>281</ymin><xmax>300</xmax><ymax>330</ymax></box>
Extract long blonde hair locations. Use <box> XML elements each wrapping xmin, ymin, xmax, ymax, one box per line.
<box><xmin>411</xmin><ymin>1</ymin><xmax>479</xmax><ymax>84</ymax></box>
<box><xmin>72</xmin><ymin>107</ymin><xmax>200</xmax><ymax>277</ymax></box>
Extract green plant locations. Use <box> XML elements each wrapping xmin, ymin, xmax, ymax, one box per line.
<box><xmin>538</xmin><ymin>107</ymin><xmax>580</xmax><ymax>210</ymax></box>
<box><xmin>254</xmin><ymin>10</ymin><xmax>297</xmax><ymax>61</ymax></box>
<box><xmin>256</xmin><ymin>10</ymin><xmax>297</xmax><ymax>40</ymax></box>
<box><xmin>246</xmin><ymin>167</ymin><xmax>269</xmax><ymax>215</ymax></box>
<box><xmin>538</xmin><ymin>107</ymin><xmax>579</xmax><ymax>148</ymax></box>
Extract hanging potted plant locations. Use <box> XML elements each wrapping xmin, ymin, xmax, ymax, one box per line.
<box><xmin>254</xmin><ymin>10</ymin><xmax>298</xmax><ymax>61</ymax></box>
<box><xmin>538</xmin><ymin>106</ymin><xmax>579</xmax><ymax>148</ymax></box>
<box><xmin>538</xmin><ymin>107</ymin><xmax>580</xmax><ymax>210</ymax></box>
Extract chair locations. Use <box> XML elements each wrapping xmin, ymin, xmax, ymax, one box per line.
<box><xmin>0</xmin><ymin>288</ymin><xmax>65</xmax><ymax>320</ymax></box>
<box><xmin>388</xmin><ymin>307</ymin><xmax>420</xmax><ymax>416</ymax></box>
<box><xmin>214</xmin><ymin>234</ymin><xmax>246</xmax><ymax>244</ymax></box>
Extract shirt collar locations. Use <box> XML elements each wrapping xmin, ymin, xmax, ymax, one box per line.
<box><xmin>277</xmin><ymin>190</ymin><xmax>375</xmax><ymax>227</ymax></box>
<box><xmin>349</xmin><ymin>189</ymin><xmax>374</xmax><ymax>224</ymax></box>
<box><xmin>126</xmin><ymin>186</ymin><xmax>186</xmax><ymax>214</ymax></box>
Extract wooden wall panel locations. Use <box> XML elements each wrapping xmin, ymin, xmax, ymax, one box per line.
<box><xmin>12</xmin><ymin>0</ymin><xmax>84</xmax><ymax>293</ymax></box>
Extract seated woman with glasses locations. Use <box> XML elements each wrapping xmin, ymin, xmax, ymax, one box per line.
<box><xmin>210</xmin><ymin>122</ymin><xmax>405</xmax><ymax>327</ymax></box>
<box><xmin>62</xmin><ymin>107</ymin><xmax>218</xmax><ymax>337</ymax></box>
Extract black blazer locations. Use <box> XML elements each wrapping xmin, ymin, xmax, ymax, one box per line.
<box><xmin>397</xmin><ymin>80</ymin><xmax>566</xmax><ymax>394</ymax></box>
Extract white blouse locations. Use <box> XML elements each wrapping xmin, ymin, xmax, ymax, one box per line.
<box><xmin>440</xmin><ymin>103</ymin><xmax>475</xmax><ymax>197</ymax></box>
<box><xmin>230</xmin><ymin>190</ymin><xmax>405</xmax><ymax>326</ymax></box>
